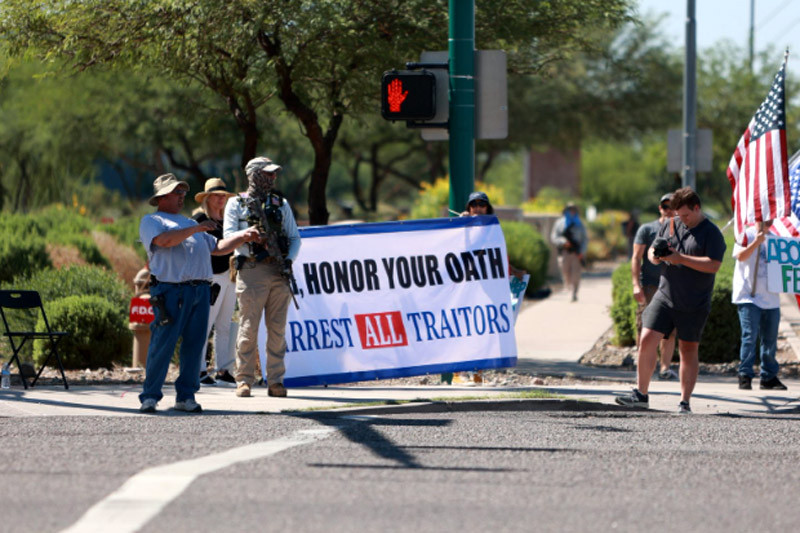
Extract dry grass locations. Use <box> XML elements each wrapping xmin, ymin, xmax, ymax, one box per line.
<box><xmin>91</xmin><ymin>230</ymin><xmax>145</xmax><ymax>292</ymax></box>
<box><xmin>46</xmin><ymin>243</ymin><xmax>88</xmax><ymax>269</ymax></box>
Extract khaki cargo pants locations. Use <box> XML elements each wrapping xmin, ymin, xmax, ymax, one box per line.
<box><xmin>234</xmin><ymin>261</ymin><xmax>292</xmax><ymax>387</ymax></box>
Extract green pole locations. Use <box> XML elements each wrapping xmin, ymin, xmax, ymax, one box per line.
<box><xmin>448</xmin><ymin>0</ymin><xmax>475</xmax><ymax>216</ymax></box>
<box><xmin>442</xmin><ymin>1</ymin><xmax>474</xmax><ymax>385</ymax></box>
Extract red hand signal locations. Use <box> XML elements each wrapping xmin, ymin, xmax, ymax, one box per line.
<box><xmin>387</xmin><ymin>78</ymin><xmax>408</xmax><ymax>112</ymax></box>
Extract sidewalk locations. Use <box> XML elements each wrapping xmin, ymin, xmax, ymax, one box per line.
<box><xmin>2</xmin><ymin>262</ymin><xmax>800</xmax><ymax>417</ymax></box>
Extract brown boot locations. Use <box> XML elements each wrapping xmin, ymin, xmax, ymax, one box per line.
<box><xmin>235</xmin><ymin>382</ymin><xmax>251</xmax><ymax>397</ymax></box>
<box><xmin>268</xmin><ymin>383</ymin><xmax>287</xmax><ymax>397</ymax></box>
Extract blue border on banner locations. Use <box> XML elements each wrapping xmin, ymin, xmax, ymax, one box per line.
<box><xmin>284</xmin><ymin>356</ymin><xmax>517</xmax><ymax>388</ymax></box>
<box><xmin>298</xmin><ymin>215</ymin><xmax>499</xmax><ymax>239</ymax></box>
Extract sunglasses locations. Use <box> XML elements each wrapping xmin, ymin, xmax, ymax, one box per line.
<box><xmin>660</xmin><ymin>203</ymin><xmax>671</xmax><ymax>210</ymax></box>
<box><xmin>470</xmin><ymin>200</ymin><xmax>488</xmax><ymax>207</ymax></box>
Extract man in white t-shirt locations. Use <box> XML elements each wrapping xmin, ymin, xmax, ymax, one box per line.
<box><xmin>732</xmin><ymin>224</ymin><xmax>787</xmax><ymax>391</ymax></box>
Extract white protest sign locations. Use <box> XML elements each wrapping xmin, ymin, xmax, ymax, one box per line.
<box><xmin>766</xmin><ymin>235</ymin><xmax>800</xmax><ymax>293</ymax></box>
<box><xmin>256</xmin><ymin>216</ymin><xmax>518</xmax><ymax>387</ymax></box>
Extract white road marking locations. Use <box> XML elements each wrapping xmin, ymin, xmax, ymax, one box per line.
<box><xmin>61</xmin><ymin>428</ymin><xmax>335</xmax><ymax>533</ymax></box>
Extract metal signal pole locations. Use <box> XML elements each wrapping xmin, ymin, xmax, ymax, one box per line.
<box><xmin>448</xmin><ymin>0</ymin><xmax>475</xmax><ymax>215</ymax></box>
<box><xmin>682</xmin><ymin>0</ymin><xmax>697</xmax><ymax>190</ymax></box>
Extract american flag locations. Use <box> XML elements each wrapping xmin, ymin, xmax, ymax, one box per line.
<box><xmin>770</xmin><ymin>152</ymin><xmax>800</xmax><ymax>237</ymax></box>
<box><xmin>727</xmin><ymin>52</ymin><xmax>791</xmax><ymax>246</ymax></box>
<box><xmin>770</xmin><ymin>152</ymin><xmax>800</xmax><ymax>308</ymax></box>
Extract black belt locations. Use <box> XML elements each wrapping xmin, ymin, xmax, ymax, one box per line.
<box><xmin>150</xmin><ymin>276</ymin><xmax>210</xmax><ymax>287</ymax></box>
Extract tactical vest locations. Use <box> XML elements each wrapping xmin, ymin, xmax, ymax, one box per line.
<box><xmin>239</xmin><ymin>192</ymin><xmax>290</xmax><ymax>259</ymax></box>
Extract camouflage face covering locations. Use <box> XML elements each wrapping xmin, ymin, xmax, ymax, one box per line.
<box><xmin>247</xmin><ymin>169</ymin><xmax>277</xmax><ymax>199</ymax></box>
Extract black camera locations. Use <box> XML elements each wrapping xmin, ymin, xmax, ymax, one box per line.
<box><xmin>651</xmin><ymin>237</ymin><xmax>671</xmax><ymax>258</ymax></box>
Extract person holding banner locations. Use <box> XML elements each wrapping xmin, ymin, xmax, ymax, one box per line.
<box><xmin>631</xmin><ymin>193</ymin><xmax>677</xmax><ymax>381</ymax></box>
<box><xmin>732</xmin><ymin>224</ymin><xmax>787</xmax><ymax>391</ymax></box>
<box><xmin>224</xmin><ymin>156</ymin><xmax>301</xmax><ymax>399</ymax></box>
<box><xmin>138</xmin><ymin>174</ymin><xmax>260</xmax><ymax>414</ymax></box>
<box><xmin>616</xmin><ymin>187</ymin><xmax>726</xmax><ymax>414</ymax></box>
<box><xmin>193</xmin><ymin>178</ymin><xmax>238</xmax><ymax>386</ymax></box>
<box><xmin>550</xmin><ymin>202</ymin><xmax>587</xmax><ymax>302</ymax></box>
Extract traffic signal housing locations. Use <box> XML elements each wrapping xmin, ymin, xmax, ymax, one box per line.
<box><xmin>380</xmin><ymin>70</ymin><xmax>436</xmax><ymax>121</ymax></box>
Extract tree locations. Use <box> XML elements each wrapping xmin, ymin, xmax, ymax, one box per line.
<box><xmin>1</xmin><ymin>0</ymin><xmax>633</xmax><ymax>224</ymax></box>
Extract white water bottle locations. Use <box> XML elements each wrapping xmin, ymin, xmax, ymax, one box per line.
<box><xmin>1</xmin><ymin>363</ymin><xmax>10</xmax><ymax>389</ymax></box>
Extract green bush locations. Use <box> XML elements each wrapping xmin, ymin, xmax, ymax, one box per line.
<box><xmin>610</xmin><ymin>262</ymin><xmax>637</xmax><ymax>346</ymax></box>
<box><xmin>1</xmin><ymin>264</ymin><xmax>131</xmax><ymax>326</ymax></box>
<box><xmin>0</xmin><ymin>212</ymin><xmax>47</xmax><ymax>238</ymax></box>
<box><xmin>0</xmin><ymin>265</ymin><xmax>132</xmax><ymax>362</ymax></box>
<box><xmin>608</xmin><ymin>233</ymin><xmax>740</xmax><ymax>363</ymax></box>
<box><xmin>500</xmin><ymin>221</ymin><xmax>550</xmax><ymax>293</ymax></box>
<box><xmin>0</xmin><ymin>239</ymin><xmax>52</xmax><ymax>284</ymax></box>
<box><xmin>33</xmin><ymin>295</ymin><xmax>131</xmax><ymax>369</ymax></box>
<box><xmin>35</xmin><ymin>205</ymin><xmax>94</xmax><ymax>234</ymax></box>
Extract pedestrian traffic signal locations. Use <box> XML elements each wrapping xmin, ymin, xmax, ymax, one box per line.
<box><xmin>381</xmin><ymin>70</ymin><xmax>436</xmax><ymax>121</ymax></box>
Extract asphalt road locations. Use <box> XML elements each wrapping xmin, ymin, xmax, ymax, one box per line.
<box><xmin>3</xmin><ymin>404</ymin><xmax>800</xmax><ymax>533</ymax></box>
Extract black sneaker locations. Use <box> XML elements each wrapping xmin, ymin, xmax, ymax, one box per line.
<box><xmin>199</xmin><ymin>372</ymin><xmax>216</xmax><ymax>386</ymax></box>
<box><xmin>677</xmin><ymin>401</ymin><xmax>691</xmax><ymax>415</ymax></box>
<box><xmin>738</xmin><ymin>374</ymin><xmax>752</xmax><ymax>390</ymax></box>
<box><xmin>615</xmin><ymin>389</ymin><xmax>649</xmax><ymax>408</ymax></box>
<box><xmin>760</xmin><ymin>376</ymin><xmax>788</xmax><ymax>390</ymax></box>
<box><xmin>215</xmin><ymin>370</ymin><xmax>236</xmax><ymax>384</ymax></box>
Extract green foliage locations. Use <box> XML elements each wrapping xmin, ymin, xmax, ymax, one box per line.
<box><xmin>610</xmin><ymin>262</ymin><xmax>637</xmax><ymax>346</ymax></box>
<box><xmin>0</xmin><ymin>265</ymin><xmax>132</xmax><ymax>362</ymax></box>
<box><xmin>2</xmin><ymin>265</ymin><xmax>131</xmax><ymax>322</ymax></box>
<box><xmin>0</xmin><ymin>238</ymin><xmax>52</xmax><ymax>284</ymax></box>
<box><xmin>521</xmin><ymin>186</ymin><xmax>576</xmax><ymax>214</ymax></box>
<box><xmin>580</xmin><ymin>139</ymin><xmax>673</xmax><ymax>210</ymax></box>
<box><xmin>586</xmin><ymin>210</ymin><xmax>628</xmax><ymax>262</ymax></box>
<box><xmin>409</xmin><ymin>178</ymin><xmax>506</xmax><ymax>220</ymax></box>
<box><xmin>33</xmin><ymin>295</ymin><xmax>131</xmax><ymax>369</ymax></box>
<box><xmin>608</xmin><ymin>231</ymin><xmax>740</xmax><ymax>363</ymax></box>
<box><xmin>500</xmin><ymin>221</ymin><xmax>550</xmax><ymax>293</ymax></box>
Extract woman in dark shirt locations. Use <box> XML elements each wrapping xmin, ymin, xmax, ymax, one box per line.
<box><xmin>193</xmin><ymin>178</ymin><xmax>238</xmax><ymax>385</ymax></box>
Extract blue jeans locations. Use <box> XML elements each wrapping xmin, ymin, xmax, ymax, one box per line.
<box><xmin>737</xmin><ymin>303</ymin><xmax>780</xmax><ymax>379</ymax></box>
<box><xmin>140</xmin><ymin>282</ymin><xmax>210</xmax><ymax>403</ymax></box>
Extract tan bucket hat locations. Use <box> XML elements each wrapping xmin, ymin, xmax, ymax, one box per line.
<box><xmin>148</xmin><ymin>173</ymin><xmax>189</xmax><ymax>206</ymax></box>
<box><xmin>194</xmin><ymin>177</ymin><xmax>236</xmax><ymax>203</ymax></box>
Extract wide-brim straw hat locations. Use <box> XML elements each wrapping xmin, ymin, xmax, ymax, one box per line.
<box><xmin>148</xmin><ymin>173</ymin><xmax>189</xmax><ymax>206</ymax></box>
<box><xmin>194</xmin><ymin>177</ymin><xmax>237</xmax><ymax>203</ymax></box>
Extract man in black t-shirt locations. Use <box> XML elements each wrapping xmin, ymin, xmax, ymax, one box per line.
<box><xmin>617</xmin><ymin>187</ymin><xmax>726</xmax><ymax>414</ymax></box>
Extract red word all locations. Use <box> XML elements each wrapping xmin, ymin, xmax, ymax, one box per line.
<box><xmin>354</xmin><ymin>311</ymin><xmax>408</xmax><ymax>349</ymax></box>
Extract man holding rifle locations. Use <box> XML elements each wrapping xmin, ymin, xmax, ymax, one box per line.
<box><xmin>224</xmin><ymin>157</ymin><xmax>301</xmax><ymax>399</ymax></box>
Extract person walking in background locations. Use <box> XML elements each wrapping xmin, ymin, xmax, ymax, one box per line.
<box><xmin>631</xmin><ymin>193</ymin><xmax>677</xmax><ymax>381</ymax></box>
<box><xmin>623</xmin><ymin>209</ymin><xmax>640</xmax><ymax>258</ymax></box>
<box><xmin>732</xmin><ymin>223</ymin><xmax>787</xmax><ymax>391</ymax></box>
<box><xmin>616</xmin><ymin>187</ymin><xmax>726</xmax><ymax>414</ymax></box>
<box><xmin>550</xmin><ymin>202</ymin><xmax>587</xmax><ymax>302</ymax></box>
<box><xmin>193</xmin><ymin>178</ymin><xmax>238</xmax><ymax>386</ymax></box>
<box><xmin>138</xmin><ymin>174</ymin><xmax>259</xmax><ymax>414</ymax></box>
<box><xmin>224</xmin><ymin>156</ymin><xmax>301</xmax><ymax>399</ymax></box>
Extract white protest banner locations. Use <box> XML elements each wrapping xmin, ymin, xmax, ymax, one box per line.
<box><xmin>766</xmin><ymin>235</ymin><xmax>800</xmax><ymax>293</ymax></box>
<box><xmin>257</xmin><ymin>216</ymin><xmax>518</xmax><ymax>387</ymax></box>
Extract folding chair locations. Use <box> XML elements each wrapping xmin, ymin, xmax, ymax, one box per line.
<box><xmin>0</xmin><ymin>290</ymin><xmax>69</xmax><ymax>390</ymax></box>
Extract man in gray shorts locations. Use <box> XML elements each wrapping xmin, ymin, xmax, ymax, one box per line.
<box><xmin>616</xmin><ymin>187</ymin><xmax>726</xmax><ymax>414</ymax></box>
